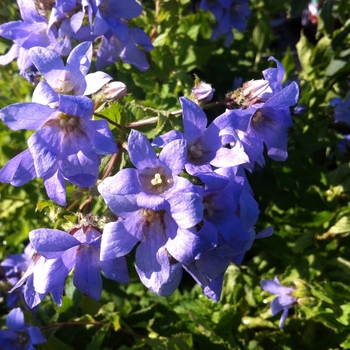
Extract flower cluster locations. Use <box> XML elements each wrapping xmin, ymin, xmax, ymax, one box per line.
<box><xmin>0</xmin><ymin>0</ymin><xmax>153</xmax><ymax>81</ymax></box>
<box><xmin>1</xmin><ymin>54</ymin><xmax>298</xmax><ymax>307</ymax></box>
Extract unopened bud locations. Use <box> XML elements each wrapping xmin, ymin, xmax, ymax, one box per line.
<box><xmin>242</xmin><ymin>79</ymin><xmax>270</xmax><ymax>100</ymax></box>
<box><xmin>192</xmin><ymin>81</ymin><xmax>215</xmax><ymax>103</ymax></box>
<box><xmin>102</xmin><ymin>81</ymin><xmax>127</xmax><ymax>100</ymax></box>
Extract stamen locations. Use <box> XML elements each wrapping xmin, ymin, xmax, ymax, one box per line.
<box><xmin>151</xmin><ymin>173</ymin><xmax>163</xmax><ymax>186</ymax></box>
<box><xmin>190</xmin><ymin>144</ymin><xmax>204</xmax><ymax>158</ymax></box>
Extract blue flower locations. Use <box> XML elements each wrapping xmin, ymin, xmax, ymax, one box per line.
<box><xmin>0</xmin><ymin>95</ymin><xmax>117</xmax><ymax>205</ymax></box>
<box><xmin>27</xmin><ymin>225</ymin><xmax>129</xmax><ymax>302</ymax></box>
<box><xmin>29</xmin><ymin>42</ymin><xmax>112</xmax><ymax>99</ymax></box>
<box><xmin>11</xmin><ymin>226</ymin><xmax>130</xmax><ymax>309</ymax></box>
<box><xmin>0</xmin><ymin>0</ymin><xmax>65</xmax><ymax>81</ymax></box>
<box><xmin>200</xmin><ymin>0</ymin><xmax>251</xmax><ymax>47</ymax></box>
<box><xmin>98</xmin><ymin>129</ymin><xmax>208</xmax><ymax>296</ymax></box>
<box><xmin>260</xmin><ymin>276</ymin><xmax>297</xmax><ymax>328</ymax></box>
<box><xmin>215</xmin><ymin>57</ymin><xmax>299</xmax><ymax>167</ymax></box>
<box><xmin>1</xmin><ymin>244</ymin><xmax>35</xmax><ymax>308</ymax></box>
<box><xmin>0</xmin><ymin>308</ymin><xmax>46</xmax><ymax>350</ymax></box>
<box><xmin>153</xmin><ymin>97</ymin><xmax>248</xmax><ymax>175</ymax></box>
<box><xmin>331</xmin><ymin>94</ymin><xmax>350</xmax><ymax>126</ymax></box>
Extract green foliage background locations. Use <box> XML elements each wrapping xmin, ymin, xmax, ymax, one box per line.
<box><xmin>1</xmin><ymin>0</ymin><xmax>350</xmax><ymax>349</ymax></box>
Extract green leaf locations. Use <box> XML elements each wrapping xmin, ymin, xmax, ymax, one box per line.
<box><xmin>85</xmin><ymin>323</ymin><xmax>110</xmax><ymax>350</ymax></box>
<box><xmin>318</xmin><ymin>0</ymin><xmax>334</xmax><ymax>36</ymax></box>
<box><xmin>325</xmin><ymin>59</ymin><xmax>348</xmax><ymax>77</ymax></box>
<box><xmin>241</xmin><ymin>316</ymin><xmax>276</xmax><ymax>329</ymax></box>
<box><xmin>289</xmin><ymin>0</ymin><xmax>311</xmax><ymax>18</ymax></box>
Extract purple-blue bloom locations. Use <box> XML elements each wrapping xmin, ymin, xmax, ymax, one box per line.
<box><xmin>331</xmin><ymin>94</ymin><xmax>350</xmax><ymax>126</ymax></box>
<box><xmin>215</xmin><ymin>57</ymin><xmax>299</xmax><ymax>167</ymax></box>
<box><xmin>200</xmin><ymin>0</ymin><xmax>251</xmax><ymax>47</ymax></box>
<box><xmin>98</xmin><ymin>129</ymin><xmax>209</xmax><ymax>295</ymax></box>
<box><xmin>0</xmin><ymin>308</ymin><xmax>46</xmax><ymax>350</ymax></box>
<box><xmin>27</xmin><ymin>225</ymin><xmax>129</xmax><ymax>302</ymax></box>
<box><xmin>57</xmin><ymin>0</ymin><xmax>154</xmax><ymax>71</ymax></box>
<box><xmin>0</xmin><ymin>94</ymin><xmax>117</xmax><ymax>205</ymax></box>
<box><xmin>260</xmin><ymin>276</ymin><xmax>297</xmax><ymax>328</ymax></box>
<box><xmin>153</xmin><ymin>97</ymin><xmax>248</xmax><ymax>175</ymax></box>
<box><xmin>0</xmin><ymin>0</ymin><xmax>65</xmax><ymax>82</ymax></box>
<box><xmin>29</xmin><ymin>42</ymin><xmax>112</xmax><ymax>100</ymax></box>
<box><xmin>1</xmin><ymin>244</ymin><xmax>35</xmax><ymax>308</ymax></box>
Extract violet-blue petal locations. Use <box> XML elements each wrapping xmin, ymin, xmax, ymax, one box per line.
<box><xmin>32</xmin><ymin>257</ymin><xmax>71</xmax><ymax>295</ymax></box>
<box><xmin>270</xmin><ymin>297</ymin><xmax>285</xmax><ymax>316</ymax></box>
<box><xmin>32</xmin><ymin>81</ymin><xmax>59</xmax><ymax>106</ymax></box>
<box><xmin>214</xmin><ymin>108</ymin><xmax>253</xmax><ymax>132</ymax></box>
<box><xmin>279</xmin><ymin>308</ymin><xmax>289</xmax><ymax>328</ymax></box>
<box><xmin>28</xmin><ymin>125</ymin><xmax>61</xmax><ymax>177</ymax></box>
<box><xmin>99</xmin><ymin>257</ymin><xmax>130</xmax><ymax>283</ymax></box>
<box><xmin>23</xmin><ymin>275</ymin><xmax>45</xmax><ymax>309</ymax></box>
<box><xmin>260</xmin><ymin>279</ymin><xmax>294</xmax><ymax>295</ymax></box>
<box><xmin>6</xmin><ymin>307</ymin><xmax>25</xmax><ymax>331</ymax></box>
<box><xmin>98</xmin><ymin>169</ymin><xmax>141</xmax><ymax>215</ymax></box>
<box><xmin>43</xmin><ymin>168</ymin><xmax>67</xmax><ymax>206</ymax></box>
<box><xmin>135</xmin><ymin>225</ymin><xmax>172</xmax><ymax>295</ymax></box>
<box><xmin>264</xmin><ymin>82</ymin><xmax>299</xmax><ymax>108</ymax></box>
<box><xmin>128</xmin><ymin>129</ymin><xmax>157</xmax><ymax>169</ymax></box>
<box><xmin>136</xmin><ymin>245</ymin><xmax>178</xmax><ymax>297</ymax></box>
<box><xmin>84</xmin><ymin>71</ymin><xmax>112</xmax><ymax>95</ymax></box>
<box><xmin>27</xmin><ymin>326</ymin><xmax>46</xmax><ymax>345</ymax></box>
<box><xmin>59</xmin><ymin>131</ymin><xmax>100</xmax><ymax>187</ymax></box>
<box><xmin>96</xmin><ymin>34</ymin><xmax>123</xmax><ymax>70</ymax></box>
<box><xmin>0</xmin><ymin>149</ymin><xmax>36</xmax><ymax>186</ymax></box>
<box><xmin>18</xmin><ymin>0</ymin><xmax>43</xmax><ymax>22</ymax></box>
<box><xmin>137</xmin><ymin>192</ymin><xmax>166</xmax><ymax>211</ymax></box>
<box><xmin>29</xmin><ymin>46</ymin><xmax>65</xmax><ymax>82</ymax></box>
<box><xmin>152</xmin><ymin>130</ymin><xmax>184</xmax><ymax>147</ymax></box>
<box><xmin>29</xmin><ymin>229</ymin><xmax>80</xmax><ymax>258</ymax></box>
<box><xmin>74</xmin><ymin>245</ymin><xmax>102</xmax><ymax>300</ymax></box>
<box><xmin>180</xmin><ymin>96</ymin><xmax>207</xmax><ymax>140</ymax></box>
<box><xmin>66</xmin><ymin>41</ymin><xmax>92</xmax><ymax>75</ymax></box>
<box><xmin>166</xmin><ymin>220</ymin><xmax>217</xmax><ymax>264</ymax></box>
<box><xmin>101</xmin><ymin>221</ymin><xmax>139</xmax><ymax>260</ymax></box>
<box><xmin>58</xmin><ymin>94</ymin><xmax>94</xmax><ymax>119</ymax></box>
<box><xmin>203</xmin><ymin>274</ymin><xmax>224</xmax><ymax>302</ymax></box>
<box><xmin>211</xmin><ymin>144</ymin><xmax>249</xmax><ymax>168</ymax></box>
<box><xmin>80</xmin><ymin>119</ymin><xmax>117</xmax><ymax>154</ymax></box>
<box><xmin>167</xmin><ymin>187</ymin><xmax>204</xmax><ymax>229</ymax></box>
<box><xmin>0</xmin><ymin>102</ymin><xmax>53</xmax><ymax>131</ymax></box>
<box><xmin>159</xmin><ymin>139</ymin><xmax>187</xmax><ymax>175</ymax></box>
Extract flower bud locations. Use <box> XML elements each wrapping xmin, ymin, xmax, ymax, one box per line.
<box><xmin>102</xmin><ymin>81</ymin><xmax>127</xmax><ymax>100</ymax></box>
<box><xmin>242</xmin><ymin>79</ymin><xmax>270</xmax><ymax>100</ymax></box>
<box><xmin>192</xmin><ymin>81</ymin><xmax>215</xmax><ymax>103</ymax></box>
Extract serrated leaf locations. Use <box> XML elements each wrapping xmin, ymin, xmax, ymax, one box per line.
<box><xmin>98</xmin><ymin>102</ymin><xmax>123</xmax><ymax>127</ymax></box>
